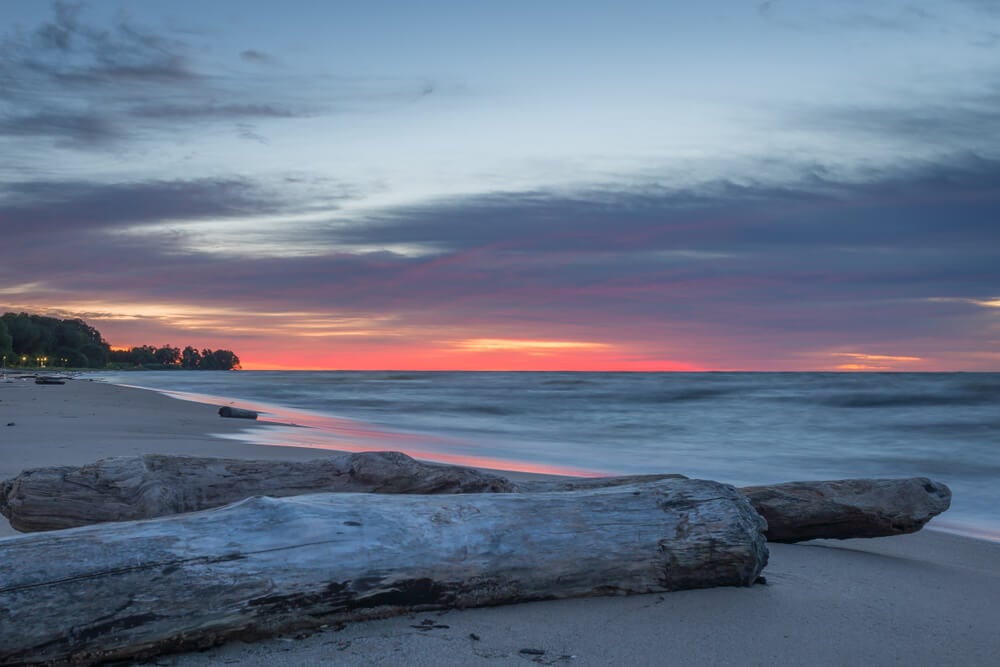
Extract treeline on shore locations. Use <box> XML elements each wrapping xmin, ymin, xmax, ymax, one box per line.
<box><xmin>0</xmin><ymin>312</ymin><xmax>240</xmax><ymax>370</ymax></box>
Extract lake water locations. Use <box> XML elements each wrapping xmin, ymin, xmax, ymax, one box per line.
<box><xmin>93</xmin><ymin>371</ymin><xmax>1000</xmax><ymax>540</ymax></box>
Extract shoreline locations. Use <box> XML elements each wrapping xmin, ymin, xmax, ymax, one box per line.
<box><xmin>107</xmin><ymin>378</ymin><xmax>618</xmax><ymax>479</ymax></box>
<box><xmin>0</xmin><ymin>377</ymin><xmax>345</xmax><ymax>538</ymax></box>
<box><xmin>94</xmin><ymin>375</ymin><xmax>1000</xmax><ymax>542</ymax></box>
<box><xmin>4</xmin><ymin>375</ymin><xmax>997</xmax><ymax>541</ymax></box>
<box><xmin>1</xmin><ymin>378</ymin><xmax>999</xmax><ymax>664</ymax></box>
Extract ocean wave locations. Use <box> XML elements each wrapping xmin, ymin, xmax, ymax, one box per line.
<box><xmin>823</xmin><ymin>392</ymin><xmax>995</xmax><ymax>408</ymax></box>
<box><xmin>539</xmin><ymin>378</ymin><xmax>594</xmax><ymax>388</ymax></box>
<box><xmin>633</xmin><ymin>387</ymin><xmax>736</xmax><ymax>403</ymax></box>
<box><xmin>888</xmin><ymin>421</ymin><xmax>1000</xmax><ymax>436</ymax></box>
<box><xmin>89</xmin><ymin>370</ymin><xmax>1000</xmax><ymax>540</ymax></box>
<box><xmin>441</xmin><ymin>404</ymin><xmax>521</xmax><ymax>416</ymax></box>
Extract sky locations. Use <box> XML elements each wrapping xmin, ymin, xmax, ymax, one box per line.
<box><xmin>1</xmin><ymin>0</ymin><xmax>998</xmax><ymax>371</ymax></box>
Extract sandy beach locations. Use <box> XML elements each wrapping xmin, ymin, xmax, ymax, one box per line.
<box><xmin>0</xmin><ymin>376</ymin><xmax>333</xmax><ymax>541</ymax></box>
<box><xmin>1</xmin><ymin>377</ymin><xmax>998</xmax><ymax>665</ymax></box>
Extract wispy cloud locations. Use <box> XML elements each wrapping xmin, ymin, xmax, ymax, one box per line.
<box><xmin>240</xmin><ymin>49</ymin><xmax>276</xmax><ymax>65</ymax></box>
<box><xmin>0</xmin><ymin>111</ymin><xmax>121</xmax><ymax>146</ymax></box>
<box><xmin>756</xmin><ymin>0</ymin><xmax>999</xmax><ymax>47</ymax></box>
<box><xmin>128</xmin><ymin>103</ymin><xmax>298</xmax><ymax>120</ymax></box>
<box><xmin>755</xmin><ymin>0</ymin><xmax>933</xmax><ymax>32</ymax></box>
<box><xmin>1</xmin><ymin>149</ymin><xmax>996</xmax><ymax>369</ymax></box>
<box><xmin>0</xmin><ymin>178</ymin><xmax>288</xmax><ymax>234</ymax></box>
<box><xmin>927</xmin><ymin>296</ymin><xmax>1000</xmax><ymax>309</ymax></box>
<box><xmin>827</xmin><ymin>351</ymin><xmax>926</xmax><ymax>371</ymax></box>
<box><xmin>0</xmin><ymin>2</ymin><xmax>443</xmax><ymax>150</ymax></box>
<box><xmin>808</xmin><ymin>94</ymin><xmax>1000</xmax><ymax>150</ymax></box>
<box><xmin>452</xmin><ymin>339</ymin><xmax>612</xmax><ymax>354</ymax></box>
<box><xmin>831</xmin><ymin>352</ymin><xmax>924</xmax><ymax>363</ymax></box>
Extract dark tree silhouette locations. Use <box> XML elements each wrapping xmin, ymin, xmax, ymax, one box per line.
<box><xmin>2</xmin><ymin>313</ymin><xmax>241</xmax><ymax>370</ymax></box>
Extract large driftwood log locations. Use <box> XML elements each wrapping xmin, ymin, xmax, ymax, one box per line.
<box><xmin>741</xmin><ymin>477</ymin><xmax>952</xmax><ymax>543</ymax></box>
<box><xmin>515</xmin><ymin>474</ymin><xmax>685</xmax><ymax>493</ymax></box>
<box><xmin>0</xmin><ymin>453</ymin><xmax>951</xmax><ymax>542</ymax></box>
<box><xmin>0</xmin><ymin>479</ymin><xmax>768</xmax><ymax>666</ymax></box>
<box><xmin>0</xmin><ymin>451</ymin><xmax>514</xmax><ymax>532</ymax></box>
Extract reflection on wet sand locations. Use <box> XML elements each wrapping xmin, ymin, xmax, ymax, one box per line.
<box><xmin>154</xmin><ymin>386</ymin><xmax>608</xmax><ymax>478</ymax></box>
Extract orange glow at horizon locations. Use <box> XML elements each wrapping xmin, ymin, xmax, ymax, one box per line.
<box><xmin>824</xmin><ymin>351</ymin><xmax>925</xmax><ymax>372</ymax></box>
<box><xmin>7</xmin><ymin>300</ymin><xmax>975</xmax><ymax>372</ymax></box>
<box><xmin>833</xmin><ymin>352</ymin><xmax>924</xmax><ymax>363</ymax></box>
<box><xmin>236</xmin><ymin>342</ymin><xmax>704</xmax><ymax>372</ymax></box>
<box><xmin>452</xmin><ymin>338</ymin><xmax>611</xmax><ymax>354</ymax></box>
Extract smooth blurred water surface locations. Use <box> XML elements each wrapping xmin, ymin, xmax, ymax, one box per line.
<box><xmin>93</xmin><ymin>371</ymin><xmax>1000</xmax><ymax>538</ymax></box>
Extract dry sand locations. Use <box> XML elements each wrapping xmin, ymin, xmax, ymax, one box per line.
<box><xmin>1</xmin><ymin>376</ymin><xmax>998</xmax><ymax>666</ymax></box>
<box><xmin>0</xmin><ymin>376</ymin><xmax>335</xmax><ymax>540</ymax></box>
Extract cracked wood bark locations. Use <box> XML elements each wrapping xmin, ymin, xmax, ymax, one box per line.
<box><xmin>0</xmin><ymin>478</ymin><xmax>767</xmax><ymax>666</ymax></box>
<box><xmin>0</xmin><ymin>453</ymin><xmax>950</xmax><ymax>542</ymax></box>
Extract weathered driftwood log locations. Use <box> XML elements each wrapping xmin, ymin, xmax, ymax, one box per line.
<box><xmin>218</xmin><ymin>405</ymin><xmax>258</xmax><ymax>419</ymax></box>
<box><xmin>741</xmin><ymin>477</ymin><xmax>952</xmax><ymax>543</ymax></box>
<box><xmin>0</xmin><ymin>479</ymin><xmax>768</xmax><ymax>666</ymax></box>
<box><xmin>0</xmin><ymin>453</ymin><xmax>952</xmax><ymax>542</ymax></box>
<box><xmin>514</xmin><ymin>473</ymin><xmax>686</xmax><ymax>492</ymax></box>
<box><xmin>0</xmin><ymin>451</ymin><xmax>514</xmax><ymax>532</ymax></box>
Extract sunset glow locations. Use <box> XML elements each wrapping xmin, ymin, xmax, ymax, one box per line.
<box><xmin>452</xmin><ymin>339</ymin><xmax>611</xmax><ymax>354</ymax></box>
<box><xmin>1</xmin><ymin>2</ymin><xmax>997</xmax><ymax>371</ymax></box>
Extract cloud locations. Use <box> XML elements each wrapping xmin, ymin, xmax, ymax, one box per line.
<box><xmin>960</xmin><ymin>0</ymin><xmax>1000</xmax><ymax>16</ymax></box>
<box><xmin>0</xmin><ymin>178</ymin><xmax>288</xmax><ymax>235</ymax></box>
<box><xmin>0</xmin><ymin>3</ymin><xmax>432</xmax><ymax>150</ymax></box>
<box><xmin>753</xmin><ymin>0</ymin><xmax>997</xmax><ymax>37</ymax></box>
<box><xmin>0</xmin><ymin>3</ymin><xmax>202</xmax><ymax>147</ymax></box>
<box><xmin>830</xmin><ymin>8</ymin><xmax>930</xmax><ymax>32</ymax></box>
<box><xmin>0</xmin><ymin>111</ymin><xmax>120</xmax><ymax>145</ymax></box>
<box><xmin>240</xmin><ymin>49</ymin><xmax>276</xmax><ymax>64</ymax></box>
<box><xmin>236</xmin><ymin>123</ymin><xmax>268</xmax><ymax>144</ymax></box>
<box><xmin>1</xmin><ymin>151</ymin><xmax>996</xmax><ymax>369</ymax></box>
<box><xmin>3</xmin><ymin>1</ymin><xmax>200</xmax><ymax>90</ymax></box>
<box><xmin>452</xmin><ymin>339</ymin><xmax>611</xmax><ymax>355</ymax></box>
<box><xmin>335</xmin><ymin>156</ymin><xmax>1000</xmax><ymax>264</ymax></box>
<box><xmin>34</xmin><ymin>0</ymin><xmax>82</xmax><ymax>51</ymax></box>
<box><xmin>809</xmin><ymin>92</ymin><xmax>1000</xmax><ymax>149</ymax></box>
<box><xmin>128</xmin><ymin>103</ymin><xmax>298</xmax><ymax>120</ymax></box>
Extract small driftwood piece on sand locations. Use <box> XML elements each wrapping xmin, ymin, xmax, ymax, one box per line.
<box><xmin>0</xmin><ymin>479</ymin><xmax>768</xmax><ymax>666</ymax></box>
<box><xmin>740</xmin><ymin>477</ymin><xmax>952</xmax><ymax>543</ymax></box>
<box><xmin>218</xmin><ymin>405</ymin><xmax>258</xmax><ymax>419</ymax></box>
<box><xmin>0</xmin><ymin>451</ymin><xmax>514</xmax><ymax>532</ymax></box>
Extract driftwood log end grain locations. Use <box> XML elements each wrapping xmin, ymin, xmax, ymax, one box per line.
<box><xmin>0</xmin><ymin>478</ymin><xmax>768</xmax><ymax>665</ymax></box>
